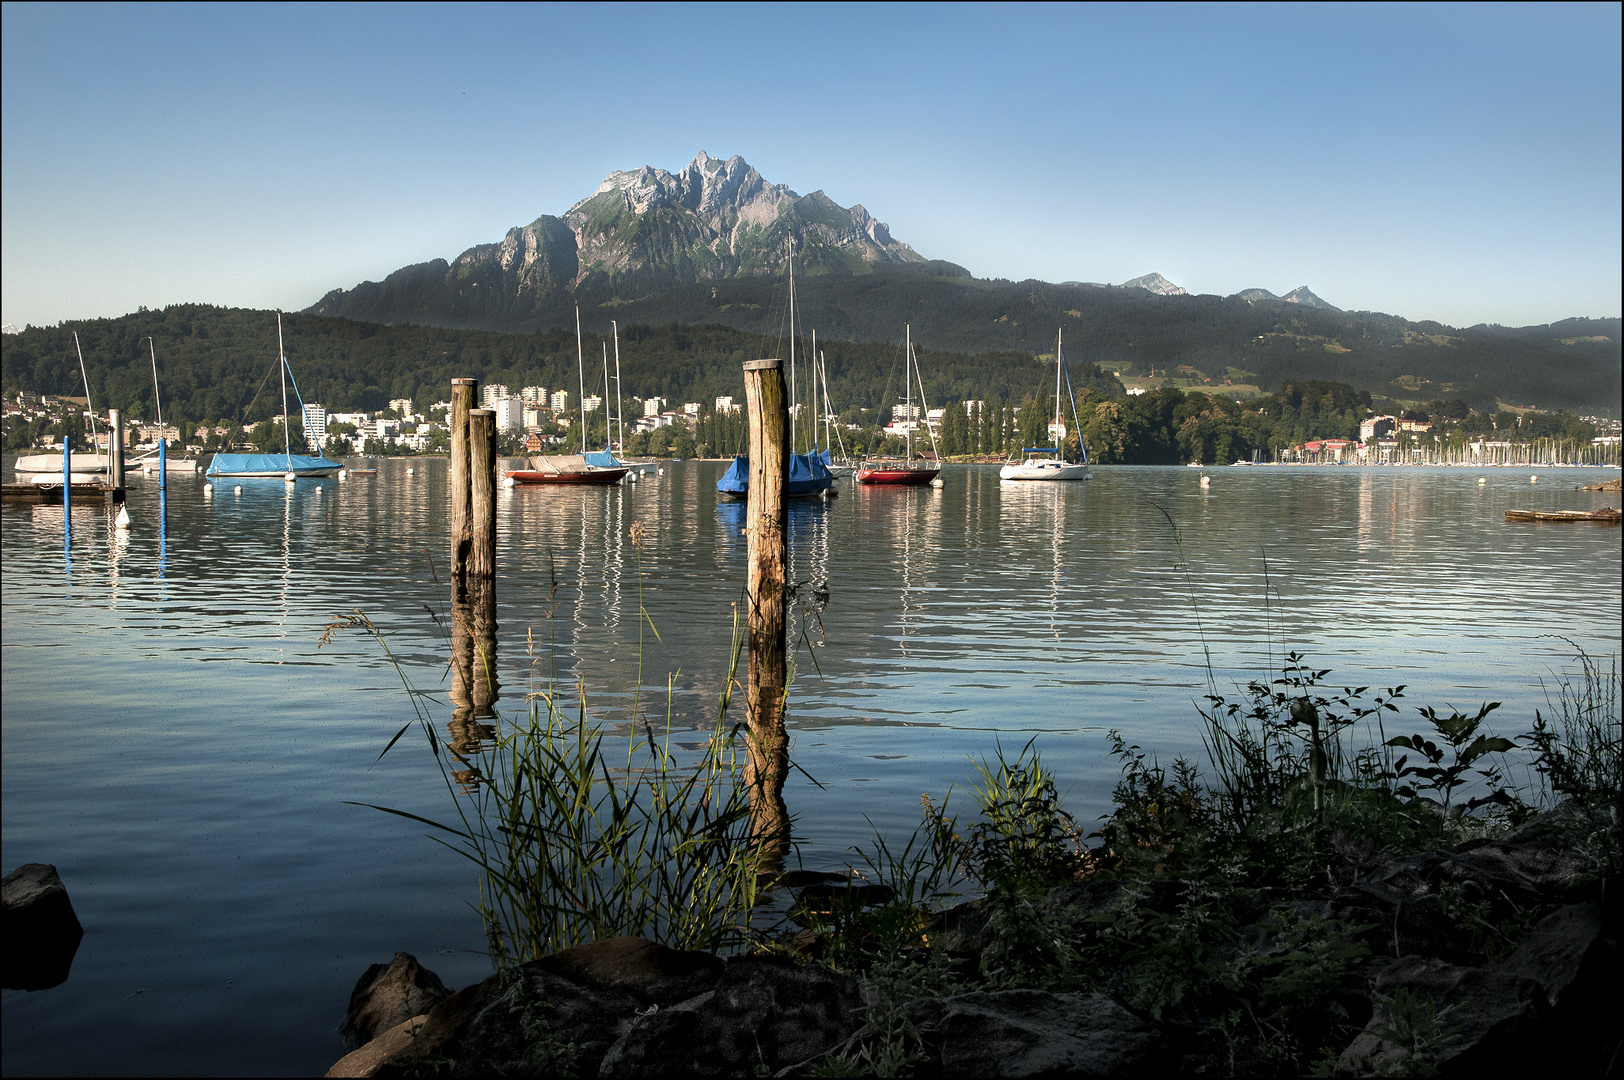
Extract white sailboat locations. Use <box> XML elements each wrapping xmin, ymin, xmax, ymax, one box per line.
<box><xmin>1000</xmin><ymin>328</ymin><xmax>1091</xmax><ymax>481</ymax></box>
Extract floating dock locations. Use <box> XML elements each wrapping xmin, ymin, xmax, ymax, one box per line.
<box><xmin>1505</xmin><ymin>507</ymin><xmax>1620</xmax><ymax>523</ymax></box>
<box><xmin>1</xmin><ymin>483</ymin><xmax>124</xmax><ymax>505</ymax></box>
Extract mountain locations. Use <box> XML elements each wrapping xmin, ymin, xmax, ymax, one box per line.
<box><xmin>290</xmin><ymin>152</ymin><xmax>1619</xmax><ymax>415</ymax></box>
<box><xmin>1280</xmin><ymin>286</ymin><xmax>1339</xmax><ymax>311</ymax></box>
<box><xmin>309</xmin><ymin>151</ymin><xmax>926</xmax><ymax>328</ymax></box>
<box><xmin>1118</xmin><ymin>272</ymin><xmax>1188</xmax><ymax>297</ymax></box>
<box><xmin>1235</xmin><ymin>286</ymin><xmax>1340</xmax><ymax>311</ymax></box>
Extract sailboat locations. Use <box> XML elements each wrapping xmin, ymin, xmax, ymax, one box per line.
<box><xmin>999</xmin><ymin>329</ymin><xmax>1091</xmax><ymax>481</ymax></box>
<box><xmin>134</xmin><ymin>336</ymin><xmax>198</xmax><ymax>473</ymax></box>
<box><xmin>507</xmin><ymin>307</ymin><xmax>630</xmax><ymax>486</ymax></box>
<box><xmin>207</xmin><ymin>314</ymin><xmax>343</xmax><ymax>478</ymax></box>
<box><xmin>856</xmin><ymin>325</ymin><xmax>941</xmax><ymax>486</ymax></box>
<box><xmin>14</xmin><ymin>332</ymin><xmax>114</xmax><ymax>476</ymax></box>
<box><xmin>716</xmin><ymin>245</ymin><xmax>836</xmax><ymax>500</ymax></box>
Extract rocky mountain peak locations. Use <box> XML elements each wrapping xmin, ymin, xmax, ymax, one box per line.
<box><xmin>1119</xmin><ymin>272</ymin><xmax>1187</xmax><ymax>297</ymax></box>
<box><xmin>1281</xmin><ymin>285</ymin><xmax>1339</xmax><ymax>311</ymax></box>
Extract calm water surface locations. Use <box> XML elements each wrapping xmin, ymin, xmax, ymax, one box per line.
<box><xmin>3</xmin><ymin>459</ymin><xmax>1620</xmax><ymax>1076</ymax></box>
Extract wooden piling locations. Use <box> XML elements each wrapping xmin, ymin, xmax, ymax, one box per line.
<box><xmin>448</xmin><ymin>579</ymin><xmax>499</xmax><ymax>791</ymax></box>
<box><xmin>742</xmin><ymin>358</ymin><xmax>789</xmax><ymax>854</ymax></box>
<box><xmin>449</xmin><ymin>378</ymin><xmax>479</xmax><ymax>583</ymax></box>
<box><xmin>109</xmin><ymin>410</ymin><xmax>125</xmax><ymax>491</ymax></box>
<box><xmin>469</xmin><ymin>408</ymin><xmax>497</xmax><ymax>580</ymax></box>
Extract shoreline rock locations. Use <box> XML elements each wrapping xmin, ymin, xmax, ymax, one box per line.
<box><xmin>2</xmin><ymin>863</ymin><xmax>85</xmax><ymax>992</ymax></box>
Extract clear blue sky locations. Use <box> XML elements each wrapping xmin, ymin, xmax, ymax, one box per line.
<box><xmin>3</xmin><ymin>2</ymin><xmax>1619</xmax><ymax>330</ymax></box>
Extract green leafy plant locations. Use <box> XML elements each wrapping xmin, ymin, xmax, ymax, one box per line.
<box><xmin>1385</xmin><ymin>702</ymin><xmax>1513</xmax><ymax>811</ymax></box>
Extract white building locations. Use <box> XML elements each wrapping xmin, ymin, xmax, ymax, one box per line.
<box><xmin>550</xmin><ymin>390</ymin><xmax>570</xmax><ymax>411</ymax></box>
<box><xmin>493</xmin><ymin>397</ymin><xmax>524</xmax><ymax>433</ymax></box>
<box><xmin>522</xmin><ymin>406</ymin><xmax>548</xmax><ymax>429</ymax></box>
<box><xmin>683</xmin><ymin>402</ymin><xmax>702</xmax><ymax>416</ymax></box>
<box><xmin>893</xmin><ymin>403</ymin><xmax>921</xmax><ymax>421</ymax></box>
<box><xmin>644</xmin><ymin>397</ymin><xmax>667</xmax><ymax>417</ymax></box>
<box><xmin>388</xmin><ymin>398</ymin><xmax>415</xmax><ymax>416</ymax></box>
<box><xmin>481</xmin><ymin>384</ymin><xmax>510</xmax><ymax>408</ymax></box>
<box><xmin>520</xmin><ymin>386</ymin><xmax>547</xmax><ymax>405</ymax></box>
<box><xmin>714</xmin><ymin>395</ymin><xmax>740</xmax><ymax>415</ymax></box>
<box><xmin>583</xmin><ymin>396</ymin><xmax>603</xmax><ymax>415</ymax></box>
<box><xmin>304</xmin><ymin>404</ymin><xmax>328</xmax><ymax>444</ymax></box>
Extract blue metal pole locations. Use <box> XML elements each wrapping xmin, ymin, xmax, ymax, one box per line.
<box><xmin>158</xmin><ymin>437</ymin><xmax>168</xmax><ymax>547</ymax></box>
<box><xmin>63</xmin><ymin>434</ymin><xmax>71</xmax><ymax>547</ymax></box>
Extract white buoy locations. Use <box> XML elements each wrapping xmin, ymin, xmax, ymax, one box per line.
<box><xmin>115</xmin><ymin>505</ymin><xmax>132</xmax><ymax>529</ymax></box>
<box><xmin>406</xmin><ymin>467</ymin><xmax>414</xmax><ymax>475</ymax></box>
<box><xmin>338</xmin><ymin>469</ymin><xmax>348</xmax><ymax>479</ymax></box>
<box><xmin>1530</xmin><ymin>475</ymin><xmax>1538</xmax><ymax>483</ymax></box>
<box><xmin>1478</xmin><ymin>477</ymin><xmax>1487</xmax><ymax>485</ymax></box>
<box><xmin>234</xmin><ymin>485</ymin><xmax>243</xmax><ymax>494</ymax></box>
<box><xmin>203</xmin><ymin>482</ymin><xmax>213</xmax><ymax>493</ymax></box>
<box><xmin>1200</xmin><ymin>475</ymin><xmax>1211</xmax><ymax>488</ymax></box>
<box><xmin>284</xmin><ymin>472</ymin><xmax>297</xmax><ymax>483</ymax></box>
<box><xmin>658</xmin><ymin>468</ymin><xmax>665</xmax><ymax>476</ymax></box>
<box><xmin>503</xmin><ymin>475</ymin><xmax>516</xmax><ymax>488</ymax></box>
<box><xmin>931</xmin><ymin>477</ymin><xmax>945</xmax><ymax>488</ymax></box>
<box><xmin>313</xmin><ymin>487</ymin><xmax>321</xmax><ymax>497</ymax></box>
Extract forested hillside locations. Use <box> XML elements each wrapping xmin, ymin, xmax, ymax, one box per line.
<box><xmin>308</xmin><ymin>261</ymin><xmax>1620</xmax><ymax>417</ymax></box>
<box><xmin>0</xmin><ymin>304</ymin><xmax>1120</xmax><ymax>428</ymax></box>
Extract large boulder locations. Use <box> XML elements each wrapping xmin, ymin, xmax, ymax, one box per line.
<box><xmin>2</xmin><ymin>863</ymin><xmax>85</xmax><ymax>992</ymax></box>
<box><xmin>339</xmin><ymin>952</ymin><xmax>452</xmax><ymax>1051</ymax></box>
<box><xmin>448</xmin><ymin>963</ymin><xmax>645</xmax><ymax>1078</ymax></box>
<box><xmin>532</xmin><ymin>935</ymin><xmax>723</xmax><ymax>1005</ymax></box>
<box><xmin>1332</xmin><ymin>956</ymin><xmax>1546</xmax><ymax>1077</ymax></box>
<box><xmin>600</xmin><ymin>954</ymin><xmax>863</xmax><ymax>1077</ymax></box>
<box><xmin>903</xmin><ymin>990</ymin><xmax>1166</xmax><ymax>1078</ymax></box>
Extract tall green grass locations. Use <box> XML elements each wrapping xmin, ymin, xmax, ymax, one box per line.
<box><xmin>329</xmin><ymin>588</ymin><xmax>765</xmax><ymax>965</ymax></box>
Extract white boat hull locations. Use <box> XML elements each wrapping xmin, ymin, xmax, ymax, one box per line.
<box><xmin>1000</xmin><ymin>461</ymin><xmax>1090</xmax><ymax>481</ymax></box>
<box><xmin>14</xmin><ymin>453</ymin><xmax>110</xmax><ymax>473</ymax></box>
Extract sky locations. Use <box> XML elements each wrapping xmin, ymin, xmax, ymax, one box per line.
<box><xmin>2</xmin><ymin>2</ymin><xmax>1620</xmax><ymax>330</ymax></box>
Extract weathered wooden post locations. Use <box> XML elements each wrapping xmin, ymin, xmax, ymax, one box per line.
<box><xmin>742</xmin><ymin>358</ymin><xmax>789</xmax><ymax>856</ymax></box>
<box><xmin>449</xmin><ymin>378</ymin><xmax>479</xmax><ymax>585</ymax></box>
<box><xmin>468</xmin><ymin>408</ymin><xmax>497</xmax><ymax>581</ymax></box>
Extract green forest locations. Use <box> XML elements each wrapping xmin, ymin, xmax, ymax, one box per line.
<box><xmin>1</xmin><ymin>304</ymin><xmax>1609</xmax><ymax>464</ymax></box>
<box><xmin>310</xmin><ymin>259</ymin><xmax>1621</xmax><ymax>417</ymax></box>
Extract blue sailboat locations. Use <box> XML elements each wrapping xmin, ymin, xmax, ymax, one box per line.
<box><xmin>716</xmin><ymin>247</ymin><xmax>836</xmax><ymax>501</ymax></box>
<box><xmin>208</xmin><ymin>314</ymin><xmax>342</xmax><ymax>479</ymax></box>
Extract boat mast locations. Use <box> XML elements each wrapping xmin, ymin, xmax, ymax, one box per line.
<box><xmin>810</xmin><ymin>328</ymin><xmax>817</xmax><ymax>451</ymax></box>
<box><xmin>1055</xmin><ymin>328</ymin><xmax>1063</xmax><ymax>454</ymax></box>
<box><xmin>278</xmin><ymin>312</ymin><xmax>291</xmax><ymax>462</ymax></box>
<box><xmin>612</xmin><ymin>320</ymin><xmax>624</xmax><ymax>455</ymax></box>
<box><xmin>72</xmin><ymin>332</ymin><xmax>100</xmax><ymax>453</ymax></box>
<box><xmin>148</xmin><ymin>337</ymin><xmax>165</xmax><ymax>440</ymax></box>
<box><xmin>787</xmin><ymin>241</ymin><xmax>797</xmax><ymax>453</ymax></box>
<box><xmin>601</xmin><ymin>341</ymin><xmax>611</xmax><ymax>452</ymax></box>
<box><xmin>905</xmin><ymin>323</ymin><xmax>912</xmax><ymax>461</ymax></box>
<box><xmin>575</xmin><ymin>304</ymin><xmax>586</xmax><ymax>454</ymax></box>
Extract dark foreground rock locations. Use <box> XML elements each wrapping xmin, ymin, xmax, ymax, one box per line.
<box><xmin>903</xmin><ymin>990</ymin><xmax>1167</xmax><ymax>1079</ymax></box>
<box><xmin>600</xmin><ymin>955</ymin><xmax>862</xmax><ymax>1077</ymax></box>
<box><xmin>2</xmin><ymin>863</ymin><xmax>85</xmax><ymax>992</ymax></box>
<box><xmin>339</xmin><ymin>952</ymin><xmax>452</xmax><ymax>1051</ymax></box>
<box><xmin>1334</xmin><ymin>895</ymin><xmax>1620</xmax><ymax>1077</ymax></box>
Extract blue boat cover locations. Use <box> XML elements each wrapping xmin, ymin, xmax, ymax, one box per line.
<box><xmin>582</xmin><ymin>450</ymin><xmax>623</xmax><ymax>468</ymax></box>
<box><xmin>206</xmin><ymin>452</ymin><xmax>343</xmax><ymax>476</ymax></box>
<box><xmin>716</xmin><ymin>451</ymin><xmax>835</xmax><ymax>496</ymax></box>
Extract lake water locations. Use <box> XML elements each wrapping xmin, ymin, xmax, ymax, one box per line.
<box><xmin>3</xmin><ymin>458</ymin><xmax>1620</xmax><ymax>1076</ymax></box>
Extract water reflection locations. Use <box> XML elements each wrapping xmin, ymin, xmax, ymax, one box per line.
<box><xmin>448</xmin><ymin>581</ymin><xmax>499</xmax><ymax>791</ymax></box>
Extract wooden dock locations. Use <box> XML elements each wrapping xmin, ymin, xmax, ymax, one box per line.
<box><xmin>1505</xmin><ymin>507</ymin><xmax>1620</xmax><ymax>523</ymax></box>
<box><xmin>1</xmin><ymin>483</ymin><xmax>124</xmax><ymax>505</ymax></box>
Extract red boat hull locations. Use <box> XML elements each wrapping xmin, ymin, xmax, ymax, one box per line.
<box><xmin>507</xmin><ymin>469</ymin><xmax>629</xmax><ymax>486</ymax></box>
<box><xmin>855</xmin><ymin>466</ymin><xmax>940</xmax><ymax>485</ymax></box>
